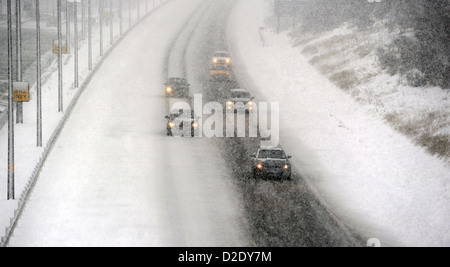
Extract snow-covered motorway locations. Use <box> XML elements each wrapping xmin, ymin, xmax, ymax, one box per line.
<box><xmin>6</xmin><ymin>0</ymin><xmax>364</xmax><ymax>247</ymax></box>
<box><xmin>8</xmin><ymin>0</ymin><xmax>249</xmax><ymax>247</ymax></box>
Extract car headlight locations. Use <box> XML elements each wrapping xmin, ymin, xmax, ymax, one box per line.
<box><xmin>213</xmin><ymin>58</ymin><xmax>218</xmax><ymax>63</ymax></box>
<box><xmin>284</xmin><ymin>164</ymin><xmax>289</xmax><ymax>170</ymax></box>
<box><xmin>257</xmin><ymin>163</ymin><xmax>263</xmax><ymax>170</ymax></box>
<box><xmin>248</xmin><ymin>101</ymin><xmax>253</xmax><ymax>106</ymax></box>
<box><xmin>166</xmin><ymin>87</ymin><xmax>173</xmax><ymax>93</ymax></box>
<box><xmin>192</xmin><ymin>122</ymin><xmax>198</xmax><ymax>128</ymax></box>
<box><xmin>226</xmin><ymin>58</ymin><xmax>231</xmax><ymax>64</ymax></box>
<box><xmin>169</xmin><ymin>122</ymin><xmax>175</xmax><ymax>128</ymax></box>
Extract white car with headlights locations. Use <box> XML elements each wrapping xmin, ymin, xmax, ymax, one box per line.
<box><xmin>226</xmin><ymin>89</ymin><xmax>255</xmax><ymax>113</ymax></box>
<box><xmin>212</xmin><ymin>51</ymin><xmax>231</xmax><ymax>65</ymax></box>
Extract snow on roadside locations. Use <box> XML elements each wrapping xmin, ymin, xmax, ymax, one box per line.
<box><xmin>0</xmin><ymin>1</ymin><xmax>157</xmax><ymax>244</ymax></box>
<box><xmin>228</xmin><ymin>0</ymin><xmax>450</xmax><ymax>247</ymax></box>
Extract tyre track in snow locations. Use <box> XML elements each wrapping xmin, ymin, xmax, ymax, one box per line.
<box><xmin>183</xmin><ymin>0</ymin><xmax>364</xmax><ymax>246</ymax></box>
<box><xmin>159</xmin><ymin>0</ymin><xmax>251</xmax><ymax>246</ymax></box>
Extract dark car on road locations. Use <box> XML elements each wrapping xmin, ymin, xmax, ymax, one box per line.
<box><xmin>165</xmin><ymin>110</ymin><xmax>199</xmax><ymax>137</ymax></box>
<box><xmin>209</xmin><ymin>64</ymin><xmax>231</xmax><ymax>82</ymax></box>
<box><xmin>226</xmin><ymin>89</ymin><xmax>255</xmax><ymax>113</ymax></box>
<box><xmin>251</xmin><ymin>147</ymin><xmax>292</xmax><ymax>181</ymax></box>
<box><xmin>165</xmin><ymin>77</ymin><xmax>190</xmax><ymax>98</ymax></box>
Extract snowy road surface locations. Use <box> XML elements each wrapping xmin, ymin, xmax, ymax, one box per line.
<box><xmin>8</xmin><ymin>0</ymin><xmax>248</xmax><ymax>247</ymax></box>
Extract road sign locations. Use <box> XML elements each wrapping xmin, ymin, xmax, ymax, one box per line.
<box><xmin>53</xmin><ymin>40</ymin><xmax>68</xmax><ymax>54</ymax></box>
<box><xmin>13</xmin><ymin>82</ymin><xmax>30</xmax><ymax>102</ymax></box>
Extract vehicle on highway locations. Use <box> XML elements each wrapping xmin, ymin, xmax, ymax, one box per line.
<box><xmin>165</xmin><ymin>77</ymin><xmax>190</xmax><ymax>98</ymax></box>
<box><xmin>165</xmin><ymin>109</ymin><xmax>199</xmax><ymax>137</ymax></box>
<box><xmin>251</xmin><ymin>147</ymin><xmax>292</xmax><ymax>181</ymax></box>
<box><xmin>212</xmin><ymin>51</ymin><xmax>231</xmax><ymax>65</ymax></box>
<box><xmin>210</xmin><ymin>64</ymin><xmax>231</xmax><ymax>81</ymax></box>
<box><xmin>226</xmin><ymin>89</ymin><xmax>255</xmax><ymax>113</ymax></box>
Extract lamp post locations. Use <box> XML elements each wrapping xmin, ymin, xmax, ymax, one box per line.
<box><xmin>74</xmin><ymin>0</ymin><xmax>79</xmax><ymax>88</ymax></box>
<box><xmin>66</xmin><ymin>0</ymin><xmax>70</xmax><ymax>54</ymax></box>
<box><xmin>7</xmin><ymin>0</ymin><xmax>15</xmax><ymax>200</ymax></box>
<box><xmin>119</xmin><ymin>0</ymin><xmax>122</xmax><ymax>35</ymax></box>
<box><xmin>58</xmin><ymin>0</ymin><xmax>63</xmax><ymax>112</ymax></box>
<box><xmin>88</xmin><ymin>0</ymin><xmax>92</xmax><ymax>70</ymax></box>
<box><xmin>16</xmin><ymin>0</ymin><xmax>23</xmax><ymax>124</ymax></box>
<box><xmin>99</xmin><ymin>0</ymin><xmax>103</xmax><ymax>56</ymax></box>
<box><xmin>109</xmin><ymin>0</ymin><xmax>113</xmax><ymax>45</ymax></box>
<box><xmin>36</xmin><ymin>0</ymin><xmax>42</xmax><ymax>147</ymax></box>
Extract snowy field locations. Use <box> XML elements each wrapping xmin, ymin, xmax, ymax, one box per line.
<box><xmin>228</xmin><ymin>0</ymin><xmax>450</xmax><ymax>247</ymax></box>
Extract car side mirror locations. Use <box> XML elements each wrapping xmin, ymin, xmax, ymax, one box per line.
<box><xmin>287</xmin><ymin>156</ymin><xmax>292</xmax><ymax>159</ymax></box>
<box><xmin>251</xmin><ymin>97</ymin><xmax>255</xmax><ymax>100</ymax></box>
<box><xmin>165</xmin><ymin>116</ymin><xmax>170</xmax><ymax>119</ymax></box>
<box><xmin>251</xmin><ymin>153</ymin><xmax>256</xmax><ymax>158</ymax></box>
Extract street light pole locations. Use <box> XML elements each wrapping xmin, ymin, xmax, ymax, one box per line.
<box><xmin>15</xmin><ymin>0</ymin><xmax>22</xmax><ymax>81</ymax></box>
<box><xmin>7</xmin><ymin>0</ymin><xmax>15</xmax><ymax>200</ymax></box>
<box><xmin>58</xmin><ymin>0</ymin><xmax>63</xmax><ymax>112</ymax></box>
<box><xmin>99</xmin><ymin>0</ymin><xmax>103</xmax><ymax>56</ymax></box>
<box><xmin>74</xmin><ymin>0</ymin><xmax>79</xmax><ymax>88</ymax></box>
<box><xmin>109</xmin><ymin>0</ymin><xmax>113</xmax><ymax>45</ymax></box>
<box><xmin>66</xmin><ymin>0</ymin><xmax>70</xmax><ymax>54</ymax></box>
<box><xmin>16</xmin><ymin>0</ymin><xmax>23</xmax><ymax>124</ymax></box>
<box><xmin>119</xmin><ymin>0</ymin><xmax>122</xmax><ymax>35</ymax></box>
<box><xmin>88</xmin><ymin>0</ymin><xmax>92</xmax><ymax>70</ymax></box>
<box><xmin>81</xmin><ymin>0</ymin><xmax>85</xmax><ymax>39</ymax></box>
<box><xmin>36</xmin><ymin>0</ymin><xmax>42</xmax><ymax>147</ymax></box>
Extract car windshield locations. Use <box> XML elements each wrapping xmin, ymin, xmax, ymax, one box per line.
<box><xmin>215</xmin><ymin>52</ymin><xmax>229</xmax><ymax>57</ymax></box>
<box><xmin>231</xmin><ymin>91</ymin><xmax>250</xmax><ymax>98</ymax></box>
<box><xmin>258</xmin><ymin>150</ymin><xmax>286</xmax><ymax>159</ymax></box>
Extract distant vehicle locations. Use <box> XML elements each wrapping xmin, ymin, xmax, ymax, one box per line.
<box><xmin>210</xmin><ymin>64</ymin><xmax>231</xmax><ymax>81</ymax></box>
<box><xmin>226</xmin><ymin>89</ymin><xmax>255</xmax><ymax>113</ymax></box>
<box><xmin>164</xmin><ymin>77</ymin><xmax>190</xmax><ymax>98</ymax></box>
<box><xmin>212</xmin><ymin>51</ymin><xmax>231</xmax><ymax>65</ymax></box>
<box><xmin>251</xmin><ymin>147</ymin><xmax>292</xmax><ymax>181</ymax></box>
<box><xmin>165</xmin><ymin>110</ymin><xmax>199</xmax><ymax>137</ymax></box>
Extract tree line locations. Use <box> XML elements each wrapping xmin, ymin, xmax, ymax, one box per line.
<box><xmin>291</xmin><ymin>0</ymin><xmax>449</xmax><ymax>88</ymax></box>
